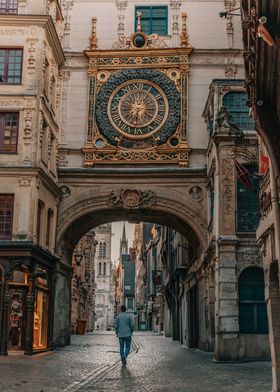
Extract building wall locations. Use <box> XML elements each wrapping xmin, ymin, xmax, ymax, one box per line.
<box><xmin>94</xmin><ymin>224</ymin><xmax>115</xmax><ymax>330</ymax></box>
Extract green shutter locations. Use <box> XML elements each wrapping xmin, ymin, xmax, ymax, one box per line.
<box><xmin>135</xmin><ymin>6</ymin><xmax>168</xmax><ymax>35</ymax></box>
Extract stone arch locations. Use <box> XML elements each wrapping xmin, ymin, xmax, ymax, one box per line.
<box><xmin>57</xmin><ymin>190</ymin><xmax>207</xmax><ymax>264</ymax></box>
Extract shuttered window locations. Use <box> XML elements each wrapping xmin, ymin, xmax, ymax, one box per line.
<box><xmin>223</xmin><ymin>92</ymin><xmax>255</xmax><ymax>130</ymax></box>
<box><xmin>135</xmin><ymin>6</ymin><xmax>168</xmax><ymax>36</ymax></box>
<box><xmin>239</xmin><ymin>268</ymin><xmax>268</xmax><ymax>334</ymax></box>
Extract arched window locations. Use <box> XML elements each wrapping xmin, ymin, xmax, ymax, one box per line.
<box><xmin>239</xmin><ymin>267</ymin><xmax>268</xmax><ymax>334</ymax></box>
<box><xmin>223</xmin><ymin>92</ymin><xmax>255</xmax><ymax>130</ymax></box>
<box><xmin>98</xmin><ymin>262</ymin><xmax>102</xmax><ymax>275</ymax></box>
<box><xmin>103</xmin><ymin>262</ymin><xmax>106</xmax><ymax>276</ymax></box>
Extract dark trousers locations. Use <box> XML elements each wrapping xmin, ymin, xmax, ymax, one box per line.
<box><xmin>119</xmin><ymin>336</ymin><xmax>131</xmax><ymax>359</ymax></box>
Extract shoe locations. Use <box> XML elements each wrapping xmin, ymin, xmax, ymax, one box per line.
<box><xmin>121</xmin><ymin>357</ymin><xmax>127</xmax><ymax>366</ymax></box>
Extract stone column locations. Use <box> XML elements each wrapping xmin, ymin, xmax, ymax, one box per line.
<box><xmin>214</xmin><ymin>148</ymin><xmax>239</xmax><ymax>361</ymax></box>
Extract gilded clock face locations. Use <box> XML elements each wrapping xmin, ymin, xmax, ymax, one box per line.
<box><xmin>95</xmin><ymin>69</ymin><xmax>181</xmax><ymax>149</ymax></box>
<box><xmin>108</xmin><ymin>80</ymin><xmax>169</xmax><ymax>140</ymax></box>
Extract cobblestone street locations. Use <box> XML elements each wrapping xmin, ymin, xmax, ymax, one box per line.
<box><xmin>0</xmin><ymin>332</ymin><xmax>272</xmax><ymax>392</ymax></box>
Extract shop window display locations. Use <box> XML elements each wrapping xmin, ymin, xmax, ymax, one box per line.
<box><xmin>33</xmin><ymin>268</ymin><xmax>49</xmax><ymax>350</ymax></box>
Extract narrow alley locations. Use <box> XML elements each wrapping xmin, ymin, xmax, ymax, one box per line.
<box><xmin>0</xmin><ymin>332</ymin><xmax>272</xmax><ymax>392</ymax></box>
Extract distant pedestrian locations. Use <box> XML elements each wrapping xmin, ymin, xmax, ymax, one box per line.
<box><xmin>115</xmin><ymin>305</ymin><xmax>134</xmax><ymax>366</ymax></box>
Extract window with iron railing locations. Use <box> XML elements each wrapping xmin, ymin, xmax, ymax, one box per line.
<box><xmin>0</xmin><ymin>112</ymin><xmax>18</xmax><ymax>153</ymax></box>
<box><xmin>0</xmin><ymin>194</ymin><xmax>14</xmax><ymax>240</ymax></box>
<box><xmin>0</xmin><ymin>48</ymin><xmax>22</xmax><ymax>84</ymax></box>
<box><xmin>0</xmin><ymin>0</ymin><xmax>18</xmax><ymax>14</ymax></box>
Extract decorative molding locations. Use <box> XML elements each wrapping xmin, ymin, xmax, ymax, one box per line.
<box><xmin>108</xmin><ymin>189</ymin><xmax>156</xmax><ymax>209</ymax></box>
<box><xmin>180</xmin><ymin>13</ymin><xmax>189</xmax><ymax>47</ymax></box>
<box><xmin>116</xmin><ymin>0</ymin><xmax>127</xmax><ymax>39</ymax></box>
<box><xmin>19</xmin><ymin>176</ymin><xmax>32</xmax><ymax>186</ymax></box>
<box><xmin>170</xmin><ymin>0</ymin><xmax>182</xmax><ymax>47</ymax></box>
<box><xmin>0</xmin><ymin>15</ymin><xmax>65</xmax><ymax>66</ymax></box>
<box><xmin>89</xmin><ymin>17</ymin><xmax>98</xmax><ymax>50</ymax></box>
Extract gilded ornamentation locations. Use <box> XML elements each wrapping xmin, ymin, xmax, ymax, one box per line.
<box><xmin>89</xmin><ymin>17</ymin><xmax>98</xmax><ymax>50</ymax></box>
<box><xmin>95</xmin><ymin>69</ymin><xmax>180</xmax><ymax>149</ymax></box>
<box><xmin>108</xmin><ymin>189</ymin><xmax>156</xmax><ymax>209</ymax></box>
<box><xmin>180</xmin><ymin>13</ymin><xmax>189</xmax><ymax>47</ymax></box>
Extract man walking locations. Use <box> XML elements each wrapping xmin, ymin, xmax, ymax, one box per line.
<box><xmin>115</xmin><ymin>305</ymin><xmax>134</xmax><ymax>366</ymax></box>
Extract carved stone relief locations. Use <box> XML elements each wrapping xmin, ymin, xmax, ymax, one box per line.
<box><xmin>108</xmin><ymin>189</ymin><xmax>156</xmax><ymax>209</ymax></box>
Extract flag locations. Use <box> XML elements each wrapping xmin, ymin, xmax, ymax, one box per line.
<box><xmin>257</xmin><ymin>23</ymin><xmax>275</xmax><ymax>47</ymax></box>
<box><xmin>260</xmin><ymin>154</ymin><xmax>269</xmax><ymax>175</ymax></box>
<box><xmin>233</xmin><ymin>159</ymin><xmax>253</xmax><ymax>189</ymax></box>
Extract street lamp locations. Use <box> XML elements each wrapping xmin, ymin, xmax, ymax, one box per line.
<box><xmin>74</xmin><ymin>252</ymin><xmax>83</xmax><ymax>266</ymax></box>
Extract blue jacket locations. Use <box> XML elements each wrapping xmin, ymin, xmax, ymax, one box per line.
<box><xmin>115</xmin><ymin>312</ymin><xmax>134</xmax><ymax>338</ymax></box>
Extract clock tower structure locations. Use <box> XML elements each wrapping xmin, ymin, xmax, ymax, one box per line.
<box><xmin>83</xmin><ymin>13</ymin><xmax>192</xmax><ymax>167</ymax></box>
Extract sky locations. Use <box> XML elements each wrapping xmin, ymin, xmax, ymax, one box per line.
<box><xmin>111</xmin><ymin>221</ymin><xmax>134</xmax><ymax>263</ymax></box>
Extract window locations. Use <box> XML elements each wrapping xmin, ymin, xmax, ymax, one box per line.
<box><xmin>98</xmin><ymin>262</ymin><xmax>102</xmax><ymax>275</ymax></box>
<box><xmin>0</xmin><ymin>48</ymin><xmax>22</xmax><ymax>84</ymax></box>
<box><xmin>103</xmin><ymin>262</ymin><xmax>106</xmax><ymax>275</ymax></box>
<box><xmin>0</xmin><ymin>0</ymin><xmax>18</xmax><ymax>14</ymax></box>
<box><xmin>99</xmin><ymin>242</ymin><xmax>106</xmax><ymax>258</ymax></box>
<box><xmin>223</xmin><ymin>92</ymin><xmax>255</xmax><ymax>130</ymax></box>
<box><xmin>43</xmin><ymin>58</ymin><xmax>50</xmax><ymax>98</ymax></box>
<box><xmin>36</xmin><ymin>200</ymin><xmax>44</xmax><ymax>245</ymax></box>
<box><xmin>135</xmin><ymin>6</ymin><xmax>168</xmax><ymax>36</ymax></box>
<box><xmin>46</xmin><ymin>208</ymin><xmax>53</xmax><ymax>247</ymax></box>
<box><xmin>239</xmin><ymin>267</ymin><xmax>268</xmax><ymax>334</ymax></box>
<box><xmin>0</xmin><ymin>194</ymin><xmax>14</xmax><ymax>240</ymax></box>
<box><xmin>41</xmin><ymin>121</ymin><xmax>49</xmax><ymax>165</ymax></box>
<box><xmin>210</xmin><ymin>189</ymin><xmax>214</xmax><ymax>221</ymax></box>
<box><xmin>237</xmin><ymin>164</ymin><xmax>261</xmax><ymax>232</ymax></box>
<box><xmin>0</xmin><ymin>112</ymin><xmax>18</xmax><ymax>153</ymax></box>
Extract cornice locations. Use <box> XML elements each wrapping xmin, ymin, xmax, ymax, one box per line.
<box><xmin>0</xmin><ymin>167</ymin><xmax>62</xmax><ymax>198</ymax></box>
<box><xmin>0</xmin><ymin>15</ymin><xmax>65</xmax><ymax>66</ymax></box>
<box><xmin>85</xmin><ymin>46</ymin><xmax>193</xmax><ymax>59</ymax></box>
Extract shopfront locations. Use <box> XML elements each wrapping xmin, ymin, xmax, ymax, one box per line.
<box><xmin>0</xmin><ymin>246</ymin><xmax>57</xmax><ymax>356</ymax></box>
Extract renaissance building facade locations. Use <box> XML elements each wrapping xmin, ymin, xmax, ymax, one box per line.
<box><xmin>0</xmin><ymin>0</ymin><xmax>275</xmax><ymax>384</ymax></box>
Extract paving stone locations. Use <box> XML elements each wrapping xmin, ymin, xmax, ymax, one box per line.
<box><xmin>0</xmin><ymin>332</ymin><xmax>272</xmax><ymax>392</ymax></box>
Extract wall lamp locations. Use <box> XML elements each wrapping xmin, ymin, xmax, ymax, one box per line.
<box><xmin>219</xmin><ymin>7</ymin><xmax>241</xmax><ymax>18</ymax></box>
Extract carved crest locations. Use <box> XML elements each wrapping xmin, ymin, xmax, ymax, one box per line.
<box><xmin>108</xmin><ymin>189</ymin><xmax>156</xmax><ymax>209</ymax></box>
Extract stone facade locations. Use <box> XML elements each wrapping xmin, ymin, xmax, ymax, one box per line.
<box><xmin>0</xmin><ymin>0</ymin><xmax>275</xmax><ymax>382</ymax></box>
<box><xmin>71</xmin><ymin>230</ymin><xmax>97</xmax><ymax>333</ymax></box>
<box><xmin>94</xmin><ymin>224</ymin><xmax>115</xmax><ymax>330</ymax></box>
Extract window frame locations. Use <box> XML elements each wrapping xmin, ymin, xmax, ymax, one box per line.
<box><xmin>223</xmin><ymin>91</ymin><xmax>255</xmax><ymax>130</ymax></box>
<box><xmin>0</xmin><ymin>0</ymin><xmax>18</xmax><ymax>14</ymax></box>
<box><xmin>239</xmin><ymin>267</ymin><xmax>268</xmax><ymax>334</ymax></box>
<box><xmin>135</xmin><ymin>5</ymin><xmax>168</xmax><ymax>36</ymax></box>
<box><xmin>0</xmin><ymin>48</ymin><xmax>23</xmax><ymax>85</ymax></box>
<box><xmin>0</xmin><ymin>112</ymin><xmax>19</xmax><ymax>154</ymax></box>
<box><xmin>0</xmin><ymin>194</ymin><xmax>14</xmax><ymax>240</ymax></box>
<box><xmin>236</xmin><ymin>163</ymin><xmax>261</xmax><ymax>233</ymax></box>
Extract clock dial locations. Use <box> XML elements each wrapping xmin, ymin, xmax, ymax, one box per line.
<box><xmin>95</xmin><ymin>69</ymin><xmax>181</xmax><ymax>149</ymax></box>
<box><xmin>108</xmin><ymin>80</ymin><xmax>168</xmax><ymax>140</ymax></box>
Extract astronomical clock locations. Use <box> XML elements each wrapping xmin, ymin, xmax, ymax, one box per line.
<box><xmin>83</xmin><ymin>16</ymin><xmax>192</xmax><ymax>167</ymax></box>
